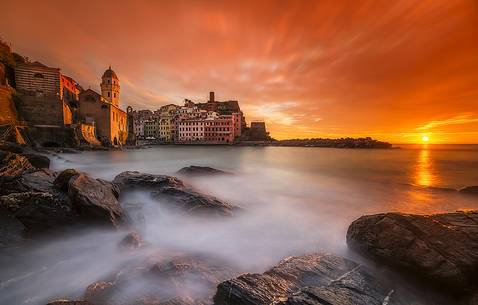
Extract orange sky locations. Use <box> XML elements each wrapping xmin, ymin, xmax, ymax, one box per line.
<box><xmin>1</xmin><ymin>0</ymin><xmax>477</xmax><ymax>143</ymax></box>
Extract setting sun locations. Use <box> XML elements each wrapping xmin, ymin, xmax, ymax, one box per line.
<box><xmin>422</xmin><ymin>135</ymin><xmax>430</xmax><ymax>142</ymax></box>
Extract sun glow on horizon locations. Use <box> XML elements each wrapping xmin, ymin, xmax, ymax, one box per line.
<box><xmin>421</xmin><ymin>135</ymin><xmax>430</xmax><ymax>143</ymax></box>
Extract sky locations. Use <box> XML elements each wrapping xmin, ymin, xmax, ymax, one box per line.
<box><xmin>1</xmin><ymin>0</ymin><xmax>477</xmax><ymax>143</ymax></box>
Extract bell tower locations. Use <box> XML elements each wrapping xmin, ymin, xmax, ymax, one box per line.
<box><xmin>100</xmin><ymin>66</ymin><xmax>120</xmax><ymax>107</ymax></box>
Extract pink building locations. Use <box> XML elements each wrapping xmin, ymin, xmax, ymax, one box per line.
<box><xmin>178</xmin><ymin>119</ymin><xmax>205</xmax><ymax>142</ymax></box>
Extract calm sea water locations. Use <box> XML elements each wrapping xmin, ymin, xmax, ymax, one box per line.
<box><xmin>1</xmin><ymin>144</ymin><xmax>477</xmax><ymax>304</ymax></box>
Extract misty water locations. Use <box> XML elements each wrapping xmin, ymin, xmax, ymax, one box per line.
<box><xmin>1</xmin><ymin>145</ymin><xmax>478</xmax><ymax>304</ymax></box>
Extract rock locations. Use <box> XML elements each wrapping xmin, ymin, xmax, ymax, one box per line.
<box><xmin>152</xmin><ymin>186</ymin><xmax>237</xmax><ymax>216</ymax></box>
<box><xmin>346</xmin><ymin>211</ymin><xmax>478</xmax><ymax>294</ymax></box>
<box><xmin>113</xmin><ymin>171</ymin><xmax>184</xmax><ymax>191</ymax></box>
<box><xmin>0</xmin><ymin>191</ymin><xmax>73</xmax><ymax>229</ymax></box>
<box><xmin>118</xmin><ymin>231</ymin><xmax>144</xmax><ymax>250</ymax></box>
<box><xmin>0</xmin><ymin>168</ymin><xmax>56</xmax><ymax>195</ymax></box>
<box><xmin>176</xmin><ymin>166</ymin><xmax>229</xmax><ymax>177</ymax></box>
<box><xmin>0</xmin><ymin>142</ymin><xmax>24</xmax><ymax>153</ymax></box>
<box><xmin>21</xmin><ymin>152</ymin><xmax>50</xmax><ymax>169</ymax></box>
<box><xmin>114</xmin><ymin>171</ymin><xmax>238</xmax><ymax>216</ymax></box>
<box><xmin>213</xmin><ymin>253</ymin><xmax>405</xmax><ymax>305</ymax></box>
<box><xmin>0</xmin><ymin>151</ymin><xmax>33</xmax><ymax>177</ymax></box>
<box><xmin>459</xmin><ymin>186</ymin><xmax>478</xmax><ymax>195</ymax></box>
<box><xmin>85</xmin><ymin>254</ymin><xmax>234</xmax><ymax>305</ymax></box>
<box><xmin>54</xmin><ymin>168</ymin><xmax>80</xmax><ymax>191</ymax></box>
<box><xmin>68</xmin><ymin>173</ymin><xmax>125</xmax><ymax>227</ymax></box>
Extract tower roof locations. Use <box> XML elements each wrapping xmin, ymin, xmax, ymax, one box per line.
<box><xmin>102</xmin><ymin>66</ymin><xmax>118</xmax><ymax>79</ymax></box>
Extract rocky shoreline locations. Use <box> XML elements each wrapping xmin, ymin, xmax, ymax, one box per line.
<box><xmin>1</xmin><ymin>143</ymin><xmax>477</xmax><ymax>305</ymax></box>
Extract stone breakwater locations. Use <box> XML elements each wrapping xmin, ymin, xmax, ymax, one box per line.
<box><xmin>1</xmin><ymin>142</ymin><xmax>478</xmax><ymax>305</ymax></box>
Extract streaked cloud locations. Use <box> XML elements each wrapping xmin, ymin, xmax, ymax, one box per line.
<box><xmin>416</xmin><ymin>114</ymin><xmax>478</xmax><ymax>130</ymax></box>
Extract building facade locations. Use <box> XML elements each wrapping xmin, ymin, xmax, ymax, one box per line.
<box><xmin>78</xmin><ymin>67</ymin><xmax>127</xmax><ymax>146</ymax></box>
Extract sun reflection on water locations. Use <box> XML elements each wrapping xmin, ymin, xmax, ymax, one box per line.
<box><xmin>415</xmin><ymin>145</ymin><xmax>437</xmax><ymax>187</ymax></box>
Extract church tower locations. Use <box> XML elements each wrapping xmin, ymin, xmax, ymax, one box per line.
<box><xmin>100</xmin><ymin>66</ymin><xmax>120</xmax><ymax>107</ymax></box>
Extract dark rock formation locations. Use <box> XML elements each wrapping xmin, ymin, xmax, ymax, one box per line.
<box><xmin>213</xmin><ymin>253</ymin><xmax>404</xmax><ymax>305</ymax></box>
<box><xmin>0</xmin><ymin>142</ymin><xmax>24</xmax><ymax>153</ymax></box>
<box><xmin>0</xmin><ymin>191</ymin><xmax>73</xmax><ymax>229</ymax></box>
<box><xmin>152</xmin><ymin>186</ymin><xmax>237</xmax><ymax>216</ymax></box>
<box><xmin>459</xmin><ymin>186</ymin><xmax>478</xmax><ymax>195</ymax></box>
<box><xmin>0</xmin><ymin>212</ymin><xmax>25</xmax><ymax>246</ymax></box>
<box><xmin>176</xmin><ymin>166</ymin><xmax>229</xmax><ymax>177</ymax></box>
<box><xmin>113</xmin><ymin>171</ymin><xmax>184</xmax><ymax>190</ymax></box>
<box><xmin>68</xmin><ymin>172</ymin><xmax>125</xmax><ymax>227</ymax></box>
<box><xmin>118</xmin><ymin>231</ymin><xmax>144</xmax><ymax>250</ymax></box>
<box><xmin>347</xmin><ymin>211</ymin><xmax>478</xmax><ymax>294</ymax></box>
<box><xmin>114</xmin><ymin>171</ymin><xmax>238</xmax><ymax>216</ymax></box>
<box><xmin>53</xmin><ymin>168</ymin><xmax>80</xmax><ymax>191</ymax></box>
<box><xmin>0</xmin><ymin>151</ymin><xmax>33</xmax><ymax>177</ymax></box>
<box><xmin>21</xmin><ymin>152</ymin><xmax>50</xmax><ymax>169</ymax></box>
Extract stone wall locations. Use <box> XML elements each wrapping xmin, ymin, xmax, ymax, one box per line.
<box><xmin>0</xmin><ymin>86</ymin><xmax>18</xmax><ymax>125</ymax></box>
<box><xmin>15</xmin><ymin>93</ymin><xmax>72</xmax><ymax>127</ymax></box>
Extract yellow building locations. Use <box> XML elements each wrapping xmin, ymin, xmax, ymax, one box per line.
<box><xmin>158</xmin><ymin>104</ymin><xmax>178</xmax><ymax>142</ymax></box>
<box><xmin>78</xmin><ymin>67</ymin><xmax>127</xmax><ymax>146</ymax></box>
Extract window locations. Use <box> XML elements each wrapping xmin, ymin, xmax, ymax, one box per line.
<box><xmin>34</xmin><ymin>73</ymin><xmax>44</xmax><ymax>78</ymax></box>
<box><xmin>114</xmin><ymin>93</ymin><xmax>116</xmax><ymax>98</ymax></box>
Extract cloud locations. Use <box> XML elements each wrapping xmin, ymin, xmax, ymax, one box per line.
<box><xmin>416</xmin><ymin>114</ymin><xmax>478</xmax><ymax>130</ymax></box>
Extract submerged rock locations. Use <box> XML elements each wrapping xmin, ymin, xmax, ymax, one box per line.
<box><xmin>346</xmin><ymin>211</ymin><xmax>478</xmax><ymax>294</ymax></box>
<box><xmin>85</xmin><ymin>254</ymin><xmax>234</xmax><ymax>305</ymax></box>
<box><xmin>176</xmin><ymin>166</ymin><xmax>230</xmax><ymax>177</ymax></box>
<box><xmin>118</xmin><ymin>231</ymin><xmax>144</xmax><ymax>250</ymax></box>
<box><xmin>113</xmin><ymin>171</ymin><xmax>184</xmax><ymax>190</ymax></box>
<box><xmin>152</xmin><ymin>186</ymin><xmax>237</xmax><ymax>217</ymax></box>
<box><xmin>213</xmin><ymin>253</ymin><xmax>404</xmax><ymax>305</ymax></box>
<box><xmin>114</xmin><ymin>171</ymin><xmax>239</xmax><ymax>216</ymax></box>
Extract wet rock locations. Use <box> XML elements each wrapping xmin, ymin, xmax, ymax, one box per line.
<box><xmin>85</xmin><ymin>254</ymin><xmax>234</xmax><ymax>305</ymax></box>
<box><xmin>21</xmin><ymin>152</ymin><xmax>50</xmax><ymax>169</ymax></box>
<box><xmin>346</xmin><ymin>211</ymin><xmax>478</xmax><ymax>294</ymax></box>
<box><xmin>176</xmin><ymin>166</ymin><xmax>229</xmax><ymax>177</ymax></box>
<box><xmin>113</xmin><ymin>171</ymin><xmax>184</xmax><ymax>191</ymax></box>
<box><xmin>114</xmin><ymin>171</ymin><xmax>238</xmax><ymax>216</ymax></box>
<box><xmin>0</xmin><ymin>168</ymin><xmax>56</xmax><ymax>195</ymax></box>
<box><xmin>68</xmin><ymin>173</ymin><xmax>125</xmax><ymax>227</ymax></box>
<box><xmin>0</xmin><ymin>151</ymin><xmax>33</xmax><ymax>177</ymax></box>
<box><xmin>213</xmin><ymin>253</ymin><xmax>404</xmax><ymax>305</ymax></box>
<box><xmin>118</xmin><ymin>231</ymin><xmax>144</xmax><ymax>250</ymax></box>
<box><xmin>152</xmin><ymin>186</ymin><xmax>237</xmax><ymax>217</ymax></box>
<box><xmin>0</xmin><ymin>191</ymin><xmax>73</xmax><ymax>229</ymax></box>
<box><xmin>54</xmin><ymin>168</ymin><xmax>80</xmax><ymax>191</ymax></box>
<box><xmin>459</xmin><ymin>186</ymin><xmax>478</xmax><ymax>195</ymax></box>
<box><xmin>0</xmin><ymin>142</ymin><xmax>24</xmax><ymax>153</ymax></box>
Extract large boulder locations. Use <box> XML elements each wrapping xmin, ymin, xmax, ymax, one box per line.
<box><xmin>346</xmin><ymin>211</ymin><xmax>478</xmax><ymax>294</ymax></box>
<box><xmin>67</xmin><ymin>172</ymin><xmax>125</xmax><ymax>227</ymax></box>
<box><xmin>176</xmin><ymin>166</ymin><xmax>230</xmax><ymax>177</ymax></box>
<box><xmin>213</xmin><ymin>253</ymin><xmax>405</xmax><ymax>305</ymax></box>
<box><xmin>113</xmin><ymin>171</ymin><xmax>184</xmax><ymax>190</ymax></box>
<box><xmin>0</xmin><ymin>168</ymin><xmax>56</xmax><ymax>195</ymax></box>
<box><xmin>46</xmin><ymin>301</ymin><xmax>94</xmax><ymax>305</ymax></box>
<box><xmin>114</xmin><ymin>171</ymin><xmax>238</xmax><ymax>216</ymax></box>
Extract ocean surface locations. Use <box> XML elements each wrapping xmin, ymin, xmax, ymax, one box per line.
<box><xmin>1</xmin><ymin>144</ymin><xmax>477</xmax><ymax>304</ymax></box>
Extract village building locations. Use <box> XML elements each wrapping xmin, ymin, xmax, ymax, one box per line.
<box><xmin>14</xmin><ymin>61</ymin><xmax>78</xmax><ymax>127</ymax></box>
<box><xmin>158</xmin><ymin>104</ymin><xmax>179</xmax><ymax>142</ymax></box>
<box><xmin>78</xmin><ymin>67</ymin><xmax>127</xmax><ymax>146</ymax></box>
